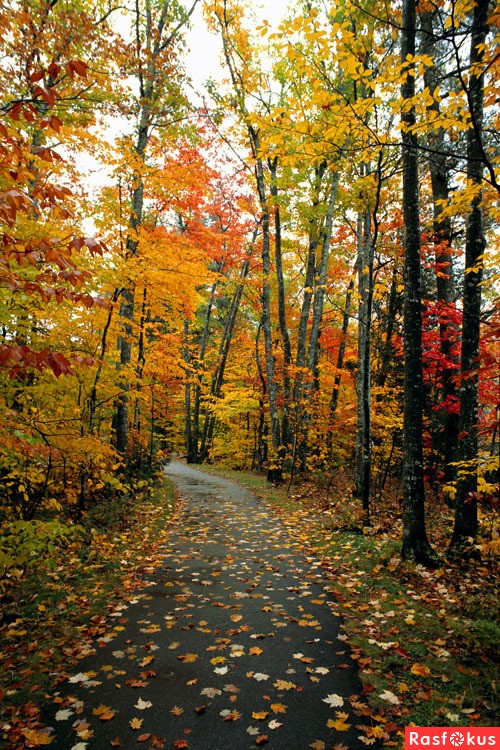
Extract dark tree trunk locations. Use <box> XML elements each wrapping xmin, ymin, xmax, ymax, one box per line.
<box><xmin>115</xmin><ymin>122</ymin><xmax>148</xmax><ymax>455</ymax></box>
<box><xmin>400</xmin><ymin>0</ymin><xmax>438</xmax><ymax>566</ymax></box>
<box><xmin>252</xmin><ymin>140</ymin><xmax>283</xmax><ymax>480</ymax></box>
<box><xmin>449</xmin><ymin>0</ymin><xmax>489</xmax><ymax>555</ymax></box>
<box><xmin>183</xmin><ymin>319</ymin><xmax>197</xmax><ymax>464</ymax></box>
<box><xmin>269</xmin><ymin>158</ymin><xmax>292</xmax><ymax>449</ymax></box>
<box><xmin>420</xmin><ymin>10</ymin><xmax>460</xmax><ymax>486</ymax></box>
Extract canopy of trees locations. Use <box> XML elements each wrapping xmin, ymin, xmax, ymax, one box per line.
<box><xmin>1</xmin><ymin>0</ymin><xmax>499</xmax><ymax>573</ymax></box>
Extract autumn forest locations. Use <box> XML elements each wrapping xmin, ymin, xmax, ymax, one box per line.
<box><xmin>0</xmin><ymin>0</ymin><xmax>499</xmax><ymax>743</ymax></box>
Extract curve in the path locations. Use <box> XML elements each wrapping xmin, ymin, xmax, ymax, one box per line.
<box><xmin>39</xmin><ymin>461</ymin><xmax>373</xmax><ymax>750</ymax></box>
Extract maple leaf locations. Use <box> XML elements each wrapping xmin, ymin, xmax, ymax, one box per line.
<box><xmin>55</xmin><ymin>708</ymin><xmax>74</xmax><ymax>721</ymax></box>
<box><xmin>210</xmin><ymin>656</ymin><xmax>227</xmax><ymax>665</ymax></box>
<box><xmin>214</xmin><ymin>666</ymin><xmax>229</xmax><ymax>675</ymax></box>
<box><xmin>411</xmin><ymin>663</ymin><xmax>431</xmax><ymax>676</ymax></box>
<box><xmin>130</xmin><ymin>718</ymin><xmax>143</xmax><ymax>730</ymax></box>
<box><xmin>92</xmin><ymin>704</ymin><xmax>115</xmax><ymax>720</ymax></box>
<box><xmin>271</xmin><ymin>703</ymin><xmax>287</xmax><ymax>714</ymax></box>
<box><xmin>223</xmin><ymin>710</ymin><xmax>241</xmax><ymax>721</ymax></box>
<box><xmin>247</xmin><ymin>726</ymin><xmax>260</xmax><ymax>736</ymax></box>
<box><xmin>171</xmin><ymin>706</ymin><xmax>184</xmax><ymax>716</ymax></box>
<box><xmin>135</xmin><ymin>698</ymin><xmax>153</xmax><ymax>710</ymax></box>
<box><xmin>256</xmin><ymin>736</ymin><xmax>269</xmax><ymax>746</ymax></box>
<box><xmin>20</xmin><ymin>729</ymin><xmax>54</xmax><ymax>745</ymax></box>
<box><xmin>273</xmin><ymin>679</ymin><xmax>296</xmax><ymax>690</ymax></box>
<box><xmin>173</xmin><ymin>741</ymin><xmax>189</xmax><ymax>749</ymax></box>
<box><xmin>378</xmin><ymin>690</ymin><xmax>400</xmax><ymax>705</ymax></box>
<box><xmin>252</xmin><ymin>711</ymin><xmax>269</xmax><ymax>720</ymax></box>
<box><xmin>249</xmin><ymin>646</ymin><xmax>263</xmax><ymax>655</ymax></box>
<box><xmin>327</xmin><ymin>718</ymin><xmax>351</xmax><ymax>731</ymax></box>
<box><xmin>322</xmin><ymin>693</ymin><xmax>344</xmax><ymax>708</ymax></box>
<box><xmin>268</xmin><ymin>720</ymin><xmax>283</xmax><ymax>729</ymax></box>
<box><xmin>253</xmin><ymin>672</ymin><xmax>270</xmax><ymax>681</ymax></box>
<box><xmin>310</xmin><ymin>742</ymin><xmax>326</xmax><ymax>750</ymax></box>
<box><xmin>177</xmin><ymin>653</ymin><xmax>198</xmax><ymax>663</ymax></box>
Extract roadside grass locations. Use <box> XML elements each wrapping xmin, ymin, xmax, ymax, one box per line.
<box><xmin>196</xmin><ymin>463</ymin><xmax>499</xmax><ymax>740</ymax></box>
<box><xmin>0</xmin><ymin>476</ymin><xmax>177</xmax><ymax>743</ymax></box>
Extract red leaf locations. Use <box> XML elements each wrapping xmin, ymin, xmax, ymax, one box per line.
<box><xmin>69</xmin><ymin>59</ymin><xmax>88</xmax><ymax>78</ymax></box>
<box><xmin>30</xmin><ymin>70</ymin><xmax>45</xmax><ymax>84</ymax></box>
<box><xmin>48</xmin><ymin>61</ymin><xmax>61</xmax><ymax>79</ymax></box>
<box><xmin>33</xmin><ymin>85</ymin><xmax>57</xmax><ymax>106</ymax></box>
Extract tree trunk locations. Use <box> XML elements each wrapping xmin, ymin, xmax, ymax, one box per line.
<box><xmin>269</xmin><ymin>157</ymin><xmax>292</xmax><ymax>450</ymax></box>
<box><xmin>449</xmin><ymin>0</ymin><xmax>489</xmax><ymax>555</ymax></box>
<box><xmin>328</xmin><ymin>272</ymin><xmax>355</xmax><ymax>429</ymax></box>
<box><xmin>355</xmin><ymin>209</ymin><xmax>373</xmax><ymax>517</ymax></box>
<box><xmin>252</xmin><ymin>137</ymin><xmax>282</xmax><ymax>480</ymax></box>
<box><xmin>115</xmin><ymin>118</ymin><xmax>148</xmax><ymax>455</ymax></box>
<box><xmin>420</xmin><ymin>9</ymin><xmax>460</xmax><ymax>486</ymax></box>
<box><xmin>400</xmin><ymin>0</ymin><xmax>438</xmax><ymax>566</ymax></box>
<box><xmin>295</xmin><ymin>170</ymin><xmax>339</xmax><ymax>470</ymax></box>
<box><xmin>183</xmin><ymin>319</ymin><xmax>197</xmax><ymax>463</ymax></box>
<box><xmin>201</xmin><ymin>246</ymin><xmax>253</xmax><ymax>458</ymax></box>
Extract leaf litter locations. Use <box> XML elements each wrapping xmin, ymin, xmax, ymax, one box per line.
<box><xmin>6</xmin><ymin>462</ymin><xmax>382</xmax><ymax>748</ymax></box>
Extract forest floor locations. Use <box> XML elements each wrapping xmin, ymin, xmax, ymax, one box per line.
<box><xmin>0</xmin><ymin>461</ymin><xmax>498</xmax><ymax>749</ymax></box>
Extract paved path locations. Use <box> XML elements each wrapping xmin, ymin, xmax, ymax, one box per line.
<box><xmin>41</xmin><ymin>462</ymin><xmax>371</xmax><ymax>749</ymax></box>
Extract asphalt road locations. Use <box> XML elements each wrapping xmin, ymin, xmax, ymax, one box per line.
<box><xmin>39</xmin><ymin>461</ymin><xmax>373</xmax><ymax>750</ymax></box>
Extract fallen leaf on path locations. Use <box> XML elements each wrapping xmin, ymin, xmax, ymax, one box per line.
<box><xmin>129</xmin><ymin>718</ymin><xmax>143</xmax><ymax>730</ymax></box>
<box><xmin>273</xmin><ymin>679</ymin><xmax>296</xmax><ymax>690</ymax></box>
<box><xmin>20</xmin><ymin>729</ymin><xmax>53</xmax><ymax>745</ymax></box>
<box><xmin>55</xmin><ymin>709</ymin><xmax>74</xmax><ymax>721</ymax></box>
<box><xmin>322</xmin><ymin>693</ymin><xmax>344</xmax><ymax>708</ymax></box>
<box><xmin>270</xmin><ymin>703</ymin><xmax>287</xmax><ymax>714</ymax></box>
<box><xmin>327</xmin><ymin>718</ymin><xmax>351</xmax><ymax>731</ymax></box>
<box><xmin>92</xmin><ymin>704</ymin><xmax>115</xmax><ymax>720</ymax></box>
<box><xmin>268</xmin><ymin>720</ymin><xmax>283</xmax><ymax>729</ymax></box>
<box><xmin>177</xmin><ymin>653</ymin><xmax>198</xmax><ymax>663</ymax></box>
<box><xmin>134</xmin><ymin>698</ymin><xmax>153</xmax><ymax>710</ymax></box>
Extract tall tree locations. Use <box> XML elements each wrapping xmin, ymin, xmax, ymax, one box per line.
<box><xmin>114</xmin><ymin>0</ymin><xmax>200</xmax><ymax>456</ymax></box>
<box><xmin>400</xmin><ymin>0</ymin><xmax>437</xmax><ymax>565</ymax></box>
<box><xmin>449</xmin><ymin>0</ymin><xmax>491</xmax><ymax>555</ymax></box>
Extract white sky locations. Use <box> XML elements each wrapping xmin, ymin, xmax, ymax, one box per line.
<box><xmin>184</xmin><ymin>0</ymin><xmax>289</xmax><ymax>92</ymax></box>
